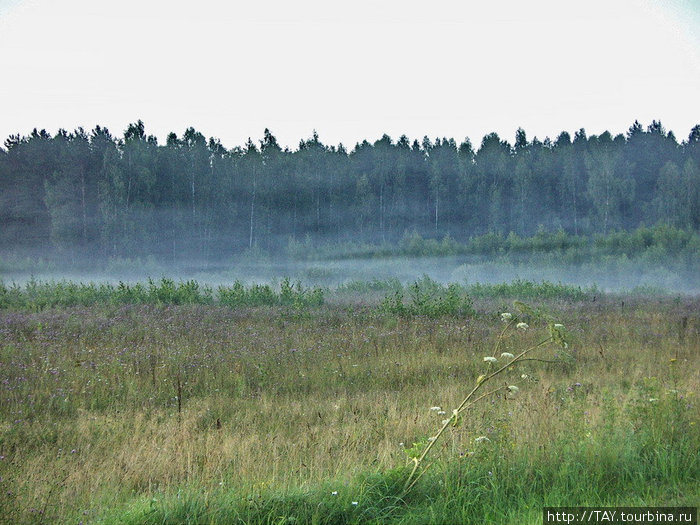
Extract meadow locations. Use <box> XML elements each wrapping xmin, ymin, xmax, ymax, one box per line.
<box><xmin>0</xmin><ymin>279</ymin><xmax>697</xmax><ymax>524</ymax></box>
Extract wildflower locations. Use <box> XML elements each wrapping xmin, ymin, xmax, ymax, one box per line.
<box><xmin>483</xmin><ymin>356</ymin><xmax>498</xmax><ymax>363</ymax></box>
<box><xmin>474</xmin><ymin>436</ymin><xmax>490</xmax><ymax>443</ymax></box>
<box><xmin>399</xmin><ymin>442</ymin><xmax>405</xmax><ymax>447</ymax></box>
<box><xmin>501</xmin><ymin>312</ymin><xmax>512</xmax><ymax>322</ymax></box>
<box><xmin>430</xmin><ymin>406</ymin><xmax>442</xmax><ymax>412</ymax></box>
<box><xmin>507</xmin><ymin>385</ymin><xmax>519</xmax><ymax>394</ymax></box>
<box><xmin>352</xmin><ymin>501</ymin><xmax>358</xmax><ymax>506</ymax></box>
<box><xmin>437</xmin><ymin>410</ymin><xmax>446</xmax><ymax>415</ymax></box>
<box><xmin>500</xmin><ymin>352</ymin><xmax>514</xmax><ymax>359</ymax></box>
<box><xmin>521</xmin><ymin>374</ymin><xmax>528</xmax><ymax>379</ymax></box>
<box><xmin>331</xmin><ymin>491</ymin><xmax>338</xmax><ymax>495</ymax></box>
<box><xmin>516</xmin><ymin>322</ymin><xmax>529</xmax><ymax>331</ymax></box>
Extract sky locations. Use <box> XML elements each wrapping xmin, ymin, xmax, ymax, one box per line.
<box><xmin>0</xmin><ymin>0</ymin><xmax>699</xmax><ymax>150</ymax></box>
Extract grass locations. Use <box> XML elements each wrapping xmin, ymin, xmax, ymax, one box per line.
<box><xmin>0</xmin><ymin>284</ymin><xmax>698</xmax><ymax>524</ymax></box>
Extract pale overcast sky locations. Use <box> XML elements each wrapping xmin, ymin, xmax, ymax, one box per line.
<box><xmin>0</xmin><ymin>0</ymin><xmax>698</xmax><ymax>150</ymax></box>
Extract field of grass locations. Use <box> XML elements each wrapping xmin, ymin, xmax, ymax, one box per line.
<box><xmin>0</xmin><ymin>280</ymin><xmax>698</xmax><ymax>524</ymax></box>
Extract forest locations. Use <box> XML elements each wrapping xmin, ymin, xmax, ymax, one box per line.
<box><xmin>1</xmin><ymin>120</ymin><xmax>699</xmax><ymax>264</ymax></box>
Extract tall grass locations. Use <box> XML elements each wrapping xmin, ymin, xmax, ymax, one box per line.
<box><xmin>0</xmin><ymin>288</ymin><xmax>697</xmax><ymax>523</ymax></box>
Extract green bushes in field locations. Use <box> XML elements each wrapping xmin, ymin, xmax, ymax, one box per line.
<box><xmin>380</xmin><ymin>276</ymin><xmax>475</xmax><ymax>318</ymax></box>
<box><xmin>336</xmin><ymin>278</ymin><xmax>403</xmax><ymax>294</ymax></box>
<box><xmin>289</xmin><ymin>225</ymin><xmax>700</xmax><ymax>268</ymax></box>
<box><xmin>0</xmin><ymin>277</ymin><xmax>324</xmax><ymax>311</ymax></box>
<box><xmin>377</xmin><ymin>278</ymin><xmax>596</xmax><ymax>318</ymax></box>
<box><xmin>218</xmin><ymin>278</ymin><xmax>324</xmax><ymax>308</ymax></box>
<box><xmin>466</xmin><ymin>279</ymin><xmax>597</xmax><ymax>300</ymax></box>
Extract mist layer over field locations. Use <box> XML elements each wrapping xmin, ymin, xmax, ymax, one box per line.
<box><xmin>3</xmin><ymin>253</ymin><xmax>699</xmax><ymax>295</ymax></box>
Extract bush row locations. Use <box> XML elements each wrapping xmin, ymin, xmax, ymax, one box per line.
<box><xmin>0</xmin><ymin>277</ymin><xmax>324</xmax><ymax>311</ymax></box>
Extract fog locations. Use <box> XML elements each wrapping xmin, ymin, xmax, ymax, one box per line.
<box><xmin>3</xmin><ymin>252</ymin><xmax>698</xmax><ymax>296</ymax></box>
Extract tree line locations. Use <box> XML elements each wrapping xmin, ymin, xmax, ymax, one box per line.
<box><xmin>1</xmin><ymin>120</ymin><xmax>699</xmax><ymax>263</ymax></box>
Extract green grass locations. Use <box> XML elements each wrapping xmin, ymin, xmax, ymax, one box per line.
<box><xmin>0</xmin><ymin>283</ymin><xmax>697</xmax><ymax>524</ymax></box>
<box><xmin>100</xmin><ymin>421</ymin><xmax>699</xmax><ymax>525</ymax></box>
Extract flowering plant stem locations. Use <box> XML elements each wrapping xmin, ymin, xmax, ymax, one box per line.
<box><xmin>403</xmin><ymin>320</ymin><xmax>554</xmax><ymax>493</ymax></box>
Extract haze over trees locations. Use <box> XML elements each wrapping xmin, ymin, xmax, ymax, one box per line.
<box><xmin>1</xmin><ymin>120</ymin><xmax>699</xmax><ymax>264</ymax></box>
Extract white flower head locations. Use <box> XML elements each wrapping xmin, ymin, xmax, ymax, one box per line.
<box><xmin>483</xmin><ymin>356</ymin><xmax>498</xmax><ymax>364</ymax></box>
<box><xmin>501</xmin><ymin>312</ymin><xmax>513</xmax><ymax>322</ymax></box>
<box><xmin>500</xmin><ymin>352</ymin><xmax>515</xmax><ymax>360</ymax></box>
<box><xmin>516</xmin><ymin>322</ymin><xmax>529</xmax><ymax>331</ymax></box>
<box><xmin>507</xmin><ymin>385</ymin><xmax>519</xmax><ymax>394</ymax></box>
<box><xmin>430</xmin><ymin>406</ymin><xmax>442</xmax><ymax>412</ymax></box>
<box><xmin>521</xmin><ymin>374</ymin><xmax>529</xmax><ymax>379</ymax></box>
<box><xmin>437</xmin><ymin>410</ymin><xmax>446</xmax><ymax>415</ymax></box>
<box><xmin>331</xmin><ymin>491</ymin><xmax>338</xmax><ymax>495</ymax></box>
<box><xmin>352</xmin><ymin>501</ymin><xmax>358</xmax><ymax>505</ymax></box>
<box><xmin>474</xmin><ymin>436</ymin><xmax>490</xmax><ymax>443</ymax></box>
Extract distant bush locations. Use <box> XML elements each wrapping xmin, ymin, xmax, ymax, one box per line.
<box><xmin>380</xmin><ymin>276</ymin><xmax>474</xmax><ymax>318</ymax></box>
<box><xmin>302</xmin><ymin>266</ymin><xmax>339</xmax><ymax>281</ymax></box>
<box><xmin>0</xmin><ymin>255</ymin><xmax>57</xmax><ymax>274</ymax></box>
<box><xmin>336</xmin><ymin>278</ymin><xmax>403</xmax><ymax>294</ymax></box>
<box><xmin>466</xmin><ymin>280</ymin><xmax>597</xmax><ymax>301</ymax></box>
<box><xmin>398</xmin><ymin>231</ymin><xmax>460</xmax><ymax>257</ymax></box>
<box><xmin>287</xmin><ymin>225</ymin><xmax>700</xmax><ymax>268</ymax></box>
<box><xmin>217</xmin><ymin>280</ymin><xmax>275</xmax><ymax>307</ymax></box>
<box><xmin>218</xmin><ymin>278</ymin><xmax>324</xmax><ymax>308</ymax></box>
